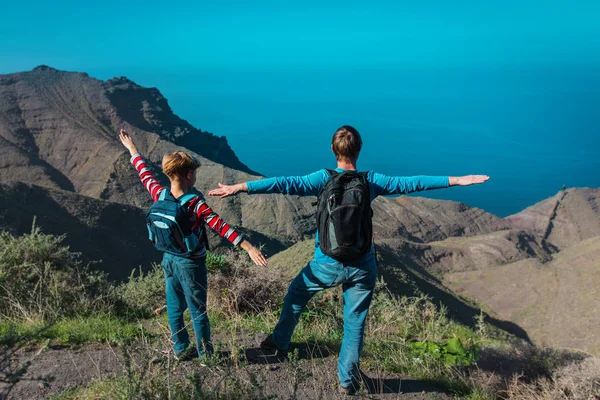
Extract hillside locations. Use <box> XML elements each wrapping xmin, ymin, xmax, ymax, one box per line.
<box><xmin>505</xmin><ymin>187</ymin><xmax>600</xmax><ymax>249</ymax></box>
<box><xmin>444</xmin><ymin>235</ymin><xmax>600</xmax><ymax>355</ymax></box>
<box><xmin>372</xmin><ymin>196</ymin><xmax>510</xmax><ymax>242</ymax></box>
<box><xmin>269</xmin><ymin>228</ymin><xmax>556</xmax><ymax>278</ymax></box>
<box><xmin>0</xmin><ymin>181</ymin><xmax>291</xmax><ymax>280</ymax></box>
<box><xmin>0</xmin><ymin>181</ymin><xmax>157</xmax><ymax>280</ymax></box>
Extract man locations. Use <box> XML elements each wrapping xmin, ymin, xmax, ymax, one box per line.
<box><xmin>209</xmin><ymin>125</ymin><xmax>488</xmax><ymax>393</ymax></box>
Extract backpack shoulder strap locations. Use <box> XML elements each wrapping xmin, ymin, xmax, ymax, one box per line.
<box><xmin>359</xmin><ymin>171</ymin><xmax>370</xmax><ymax>180</ymax></box>
<box><xmin>158</xmin><ymin>189</ymin><xmax>169</xmax><ymax>201</ymax></box>
<box><xmin>324</xmin><ymin>169</ymin><xmax>338</xmax><ymax>177</ymax></box>
<box><xmin>179</xmin><ymin>193</ymin><xmax>198</xmax><ymax>206</ymax></box>
<box><xmin>313</xmin><ymin>169</ymin><xmax>338</xmax><ymax>207</ymax></box>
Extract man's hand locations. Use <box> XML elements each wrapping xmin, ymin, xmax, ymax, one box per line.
<box><xmin>449</xmin><ymin>175</ymin><xmax>490</xmax><ymax>186</ymax></box>
<box><xmin>119</xmin><ymin>129</ymin><xmax>138</xmax><ymax>155</ymax></box>
<box><xmin>208</xmin><ymin>183</ymin><xmax>247</xmax><ymax>198</ymax></box>
<box><xmin>240</xmin><ymin>240</ymin><xmax>268</xmax><ymax>267</ymax></box>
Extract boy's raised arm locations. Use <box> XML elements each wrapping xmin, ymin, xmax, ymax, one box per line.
<box><xmin>119</xmin><ymin>129</ymin><xmax>165</xmax><ymax>202</ymax></box>
<box><xmin>209</xmin><ymin>170</ymin><xmax>328</xmax><ymax>198</ymax></box>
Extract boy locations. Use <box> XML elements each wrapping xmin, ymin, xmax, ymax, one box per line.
<box><xmin>209</xmin><ymin>125</ymin><xmax>488</xmax><ymax>393</ymax></box>
<box><xmin>118</xmin><ymin>129</ymin><xmax>267</xmax><ymax>361</ymax></box>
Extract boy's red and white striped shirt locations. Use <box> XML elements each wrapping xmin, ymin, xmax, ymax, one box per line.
<box><xmin>131</xmin><ymin>153</ymin><xmax>243</xmax><ymax>250</ymax></box>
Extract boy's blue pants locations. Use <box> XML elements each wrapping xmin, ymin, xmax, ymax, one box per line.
<box><xmin>271</xmin><ymin>258</ymin><xmax>376</xmax><ymax>387</ymax></box>
<box><xmin>162</xmin><ymin>253</ymin><xmax>212</xmax><ymax>356</ymax></box>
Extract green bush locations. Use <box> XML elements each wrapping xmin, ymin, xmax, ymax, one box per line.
<box><xmin>116</xmin><ymin>264</ymin><xmax>165</xmax><ymax>318</ymax></box>
<box><xmin>0</xmin><ymin>224</ymin><xmax>114</xmax><ymax>321</ymax></box>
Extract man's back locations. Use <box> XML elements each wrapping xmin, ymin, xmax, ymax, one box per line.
<box><xmin>315</xmin><ymin>169</ymin><xmax>373</xmax><ymax>262</ymax></box>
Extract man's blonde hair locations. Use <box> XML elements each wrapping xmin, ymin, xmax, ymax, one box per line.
<box><xmin>162</xmin><ymin>152</ymin><xmax>200</xmax><ymax>179</ymax></box>
<box><xmin>332</xmin><ymin>125</ymin><xmax>362</xmax><ymax>161</ymax></box>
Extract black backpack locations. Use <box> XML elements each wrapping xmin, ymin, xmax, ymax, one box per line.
<box><xmin>316</xmin><ymin>169</ymin><xmax>373</xmax><ymax>262</ymax></box>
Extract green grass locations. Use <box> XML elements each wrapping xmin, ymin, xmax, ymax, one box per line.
<box><xmin>206</xmin><ymin>252</ymin><xmax>229</xmax><ymax>273</ymax></box>
<box><xmin>51</xmin><ymin>377</ymin><xmax>130</xmax><ymax>400</ymax></box>
<box><xmin>0</xmin><ymin>315</ymin><xmax>149</xmax><ymax>346</ymax></box>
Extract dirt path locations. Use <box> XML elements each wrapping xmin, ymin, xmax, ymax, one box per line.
<box><xmin>2</xmin><ymin>339</ymin><xmax>455</xmax><ymax>400</ymax></box>
<box><xmin>1</xmin><ymin>344</ymin><xmax>121</xmax><ymax>400</ymax></box>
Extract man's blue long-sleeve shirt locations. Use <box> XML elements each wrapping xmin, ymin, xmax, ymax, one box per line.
<box><xmin>246</xmin><ymin>169</ymin><xmax>449</xmax><ymax>266</ymax></box>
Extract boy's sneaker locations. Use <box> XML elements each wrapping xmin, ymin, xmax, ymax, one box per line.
<box><xmin>339</xmin><ymin>383</ymin><xmax>358</xmax><ymax>396</ymax></box>
<box><xmin>260</xmin><ymin>334</ymin><xmax>288</xmax><ymax>358</ymax></box>
<box><xmin>174</xmin><ymin>346</ymin><xmax>199</xmax><ymax>362</ymax></box>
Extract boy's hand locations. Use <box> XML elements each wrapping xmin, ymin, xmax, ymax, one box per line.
<box><xmin>209</xmin><ymin>183</ymin><xmax>247</xmax><ymax>198</ymax></box>
<box><xmin>119</xmin><ymin>129</ymin><xmax>138</xmax><ymax>155</ymax></box>
<box><xmin>449</xmin><ymin>175</ymin><xmax>490</xmax><ymax>186</ymax></box>
<box><xmin>240</xmin><ymin>240</ymin><xmax>268</xmax><ymax>267</ymax></box>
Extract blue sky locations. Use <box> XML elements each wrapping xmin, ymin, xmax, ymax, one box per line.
<box><xmin>2</xmin><ymin>1</ymin><xmax>599</xmax><ymax>74</ymax></box>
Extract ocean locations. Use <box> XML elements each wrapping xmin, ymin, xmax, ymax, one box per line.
<box><xmin>120</xmin><ymin>67</ymin><xmax>600</xmax><ymax>217</ymax></box>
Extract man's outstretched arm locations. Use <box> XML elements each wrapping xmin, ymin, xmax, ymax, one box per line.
<box><xmin>209</xmin><ymin>170</ymin><xmax>328</xmax><ymax>198</ymax></box>
<box><xmin>371</xmin><ymin>173</ymin><xmax>489</xmax><ymax>197</ymax></box>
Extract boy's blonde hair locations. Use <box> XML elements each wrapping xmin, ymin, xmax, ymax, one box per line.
<box><xmin>332</xmin><ymin>125</ymin><xmax>362</xmax><ymax>161</ymax></box>
<box><xmin>162</xmin><ymin>152</ymin><xmax>200</xmax><ymax>179</ymax></box>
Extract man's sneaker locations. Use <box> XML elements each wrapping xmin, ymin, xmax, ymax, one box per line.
<box><xmin>260</xmin><ymin>334</ymin><xmax>288</xmax><ymax>358</ymax></box>
<box><xmin>174</xmin><ymin>346</ymin><xmax>199</xmax><ymax>362</ymax></box>
<box><xmin>339</xmin><ymin>384</ymin><xmax>358</xmax><ymax>396</ymax></box>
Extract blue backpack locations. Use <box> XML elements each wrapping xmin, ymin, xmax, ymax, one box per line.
<box><xmin>145</xmin><ymin>190</ymin><xmax>201</xmax><ymax>257</ymax></box>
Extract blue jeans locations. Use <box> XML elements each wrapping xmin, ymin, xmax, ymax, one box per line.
<box><xmin>162</xmin><ymin>253</ymin><xmax>212</xmax><ymax>356</ymax></box>
<box><xmin>271</xmin><ymin>258</ymin><xmax>376</xmax><ymax>387</ymax></box>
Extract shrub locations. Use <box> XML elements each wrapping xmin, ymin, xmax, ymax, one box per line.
<box><xmin>505</xmin><ymin>356</ymin><xmax>600</xmax><ymax>399</ymax></box>
<box><xmin>115</xmin><ymin>249</ymin><xmax>285</xmax><ymax>319</ymax></box>
<box><xmin>208</xmin><ymin>249</ymin><xmax>286</xmax><ymax>316</ymax></box>
<box><xmin>0</xmin><ymin>224</ymin><xmax>114</xmax><ymax>321</ymax></box>
<box><xmin>116</xmin><ymin>264</ymin><xmax>165</xmax><ymax>318</ymax></box>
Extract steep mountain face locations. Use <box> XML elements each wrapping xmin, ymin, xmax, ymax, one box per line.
<box><xmin>0</xmin><ymin>66</ymin><xmax>253</xmax><ymax>196</ymax></box>
<box><xmin>0</xmin><ymin>66</ymin><xmax>316</xmax><ymax>242</ymax></box>
<box><xmin>505</xmin><ymin>188</ymin><xmax>600</xmax><ymax>249</ymax></box>
<box><xmin>104</xmin><ymin>76</ymin><xmax>256</xmax><ymax>174</ymax></box>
